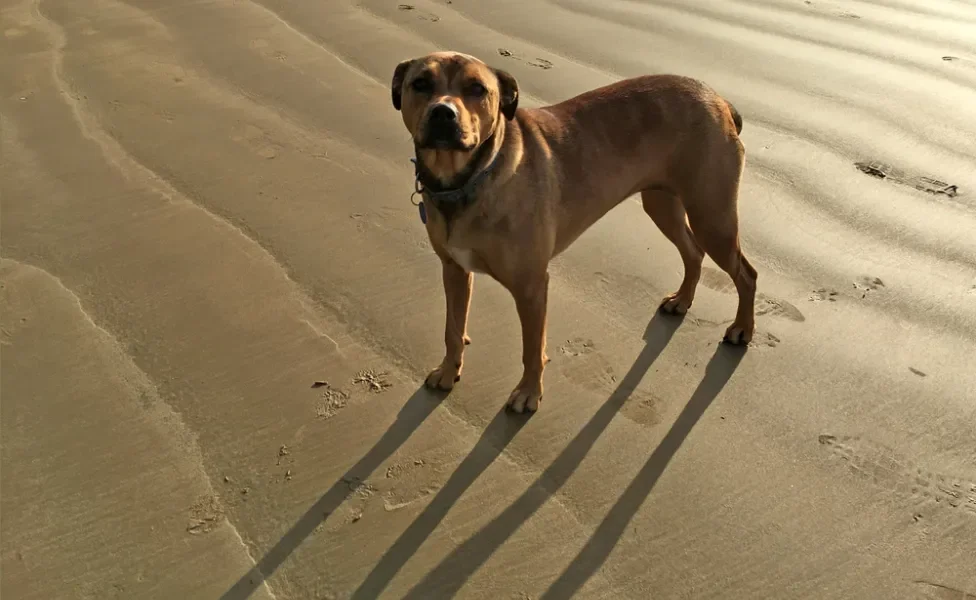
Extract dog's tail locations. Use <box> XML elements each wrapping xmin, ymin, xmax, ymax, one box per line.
<box><xmin>726</xmin><ymin>100</ymin><xmax>743</xmax><ymax>135</ymax></box>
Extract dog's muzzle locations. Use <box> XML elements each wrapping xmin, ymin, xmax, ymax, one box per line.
<box><xmin>420</xmin><ymin>102</ymin><xmax>466</xmax><ymax>149</ymax></box>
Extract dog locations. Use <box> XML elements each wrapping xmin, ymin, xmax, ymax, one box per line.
<box><xmin>392</xmin><ymin>51</ymin><xmax>756</xmax><ymax>413</ymax></box>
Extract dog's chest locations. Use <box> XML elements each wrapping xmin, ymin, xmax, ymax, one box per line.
<box><xmin>446</xmin><ymin>246</ymin><xmax>483</xmax><ymax>274</ymax></box>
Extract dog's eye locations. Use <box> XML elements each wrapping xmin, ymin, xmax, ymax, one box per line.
<box><xmin>411</xmin><ymin>78</ymin><xmax>432</xmax><ymax>93</ymax></box>
<box><xmin>467</xmin><ymin>82</ymin><xmax>487</xmax><ymax>98</ymax></box>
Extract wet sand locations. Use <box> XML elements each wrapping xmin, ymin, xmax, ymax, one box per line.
<box><xmin>2</xmin><ymin>0</ymin><xmax>975</xmax><ymax>598</ymax></box>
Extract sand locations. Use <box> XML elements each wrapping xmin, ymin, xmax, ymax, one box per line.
<box><xmin>1</xmin><ymin>0</ymin><xmax>974</xmax><ymax>598</ymax></box>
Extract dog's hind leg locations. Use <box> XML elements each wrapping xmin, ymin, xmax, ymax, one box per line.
<box><xmin>642</xmin><ymin>188</ymin><xmax>705</xmax><ymax>315</ymax></box>
<box><xmin>681</xmin><ymin>144</ymin><xmax>757</xmax><ymax>345</ymax></box>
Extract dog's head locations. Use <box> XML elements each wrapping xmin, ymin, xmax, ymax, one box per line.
<box><xmin>391</xmin><ymin>52</ymin><xmax>519</xmax><ymax>156</ymax></box>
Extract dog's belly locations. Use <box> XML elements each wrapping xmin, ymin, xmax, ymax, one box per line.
<box><xmin>447</xmin><ymin>246</ymin><xmax>483</xmax><ymax>274</ymax></box>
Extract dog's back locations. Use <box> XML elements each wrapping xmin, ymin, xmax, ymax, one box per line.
<box><xmin>513</xmin><ymin>75</ymin><xmax>744</xmax><ymax>250</ymax></box>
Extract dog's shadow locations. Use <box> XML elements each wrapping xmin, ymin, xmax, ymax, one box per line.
<box><xmin>385</xmin><ymin>313</ymin><xmax>745</xmax><ymax>600</ymax></box>
<box><xmin>349</xmin><ymin>398</ymin><xmax>532</xmax><ymax>600</ymax></box>
<box><xmin>220</xmin><ymin>311</ymin><xmax>743</xmax><ymax>600</ymax></box>
<box><xmin>349</xmin><ymin>311</ymin><xmax>744</xmax><ymax>599</ymax></box>
<box><xmin>218</xmin><ymin>385</ymin><xmax>446</xmax><ymax>600</ymax></box>
<box><xmin>538</xmin><ymin>337</ymin><xmax>745</xmax><ymax>599</ymax></box>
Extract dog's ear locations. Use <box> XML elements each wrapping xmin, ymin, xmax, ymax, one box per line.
<box><xmin>391</xmin><ymin>59</ymin><xmax>413</xmax><ymax>111</ymax></box>
<box><xmin>494</xmin><ymin>69</ymin><xmax>519</xmax><ymax>120</ymax></box>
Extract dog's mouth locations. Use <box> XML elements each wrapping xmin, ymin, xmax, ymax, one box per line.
<box><xmin>419</xmin><ymin>122</ymin><xmax>473</xmax><ymax>151</ymax></box>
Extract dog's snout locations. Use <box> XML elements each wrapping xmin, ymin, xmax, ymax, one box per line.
<box><xmin>429</xmin><ymin>103</ymin><xmax>458</xmax><ymax>122</ymax></box>
<box><xmin>420</xmin><ymin>100</ymin><xmax>466</xmax><ymax>149</ymax></box>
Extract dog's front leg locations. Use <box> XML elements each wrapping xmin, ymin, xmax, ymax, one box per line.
<box><xmin>506</xmin><ymin>272</ymin><xmax>549</xmax><ymax>413</ymax></box>
<box><xmin>425</xmin><ymin>259</ymin><xmax>473</xmax><ymax>391</ymax></box>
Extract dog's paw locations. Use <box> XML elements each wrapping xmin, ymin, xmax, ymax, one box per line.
<box><xmin>506</xmin><ymin>379</ymin><xmax>543</xmax><ymax>414</ymax></box>
<box><xmin>723</xmin><ymin>321</ymin><xmax>754</xmax><ymax>345</ymax></box>
<box><xmin>425</xmin><ymin>361</ymin><xmax>461</xmax><ymax>391</ymax></box>
<box><xmin>659</xmin><ymin>292</ymin><xmax>693</xmax><ymax>315</ymax></box>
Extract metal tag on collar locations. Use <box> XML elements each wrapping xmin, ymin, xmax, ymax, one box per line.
<box><xmin>409</xmin><ymin>157</ymin><xmax>427</xmax><ymax>223</ymax></box>
<box><xmin>409</xmin><ymin>158</ymin><xmax>423</xmax><ymax>207</ymax></box>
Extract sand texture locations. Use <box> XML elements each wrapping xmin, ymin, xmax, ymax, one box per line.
<box><xmin>2</xmin><ymin>0</ymin><xmax>975</xmax><ymax>598</ymax></box>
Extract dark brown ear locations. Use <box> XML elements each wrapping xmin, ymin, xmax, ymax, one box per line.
<box><xmin>391</xmin><ymin>59</ymin><xmax>413</xmax><ymax>111</ymax></box>
<box><xmin>494</xmin><ymin>69</ymin><xmax>519</xmax><ymax>120</ymax></box>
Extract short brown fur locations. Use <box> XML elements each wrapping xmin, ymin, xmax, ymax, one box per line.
<box><xmin>393</xmin><ymin>51</ymin><xmax>756</xmax><ymax>413</ymax></box>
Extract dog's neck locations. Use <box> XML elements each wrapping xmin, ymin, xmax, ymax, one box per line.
<box><xmin>414</xmin><ymin>148</ymin><xmax>482</xmax><ymax>192</ymax></box>
<box><xmin>413</xmin><ymin>121</ymin><xmax>505</xmax><ymax>196</ymax></box>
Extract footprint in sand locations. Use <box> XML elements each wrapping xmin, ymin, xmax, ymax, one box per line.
<box><xmin>559</xmin><ymin>337</ymin><xmax>595</xmax><ymax>357</ymax></box>
<box><xmin>341</xmin><ymin>476</ymin><xmax>378</xmax><ymax>523</ymax></box>
<box><xmin>352</xmin><ymin>368</ymin><xmax>392</xmax><ymax>393</ymax></box>
<box><xmin>397</xmin><ymin>4</ymin><xmax>441</xmax><ymax>22</ymax></box>
<box><xmin>557</xmin><ymin>338</ymin><xmax>661</xmax><ymax>426</ymax></box>
<box><xmin>853</xmin><ymin>275</ymin><xmax>885</xmax><ymax>298</ymax></box>
<box><xmin>230</xmin><ymin>122</ymin><xmax>282</xmax><ymax>160</ymax></box>
<box><xmin>855</xmin><ymin>275</ymin><xmax>885</xmax><ymax>290</ymax></box>
<box><xmin>700</xmin><ymin>266</ymin><xmax>737</xmax><ymax>294</ymax></box>
<box><xmin>942</xmin><ymin>55</ymin><xmax>976</xmax><ymax>71</ymax></box>
<box><xmin>156</xmin><ymin>108</ymin><xmax>175</xmax><ymax>123</ymax></box>
<box><xmin>312</xmin><ymin>381</ymin><xmax>350</xmax><ymax>419</ymax></box>
<box><xmin>749</xmin><ymin>331</ymin><xmax>781</xmax><ymax>349</ymax></box>
<box><xmin>701</xmin><ymin>267</ymin><xmax>805</xmax><ymax>322</ymax></box>
<box><xmin>498</xmin><ymin>48</ymin><xmax>554</xmax><ymax>70</ymax></box>
<box><xmin>383</xmin><ymin>485</ymin><xmax>440</xmax><ymax>513</ymax></box>
<box><xmin>755</xmin><ymin>294</ymin><xmax>805</xmax><ymax>322</ymax></box>
<box><xmin>257</xmin><ymin>146</ymin><xmax>279</xmax><ymax>159</ymax></box>
<box><xmin>854</xmin><ymin>161</ymin><xmax>959</xmax><ymax>198</ymax></box>
<box><xmin>809</xmin><ymin>288</ymin><xmax>839</xmax><ymax>303</ymax></box>
<box><xmin>818</xmin><ymin>434</ymin><xmax>976</xmax><ymax>517</ymax></box>
<box><xmin>349</xmin><ymin>208</ymin><xmax>398</xmax><ymax>234</ymax></box>
<box><xmin>558</xmin><ymin>338</ymin><xmax>615</xmax><ymax>388</ymax></box>
<box><xmin>249</xmin><ymin>38</ymin><xmax>288</xmax><ymax>63</ymax></box>
<box><xmin>186</xmin><ymin>495</ymin><xmax>224</xmax><ymax>535</ymax></box>
<box><xmin>350</xmin><ymin>212</ymin><xmax>369</xmax><ymax>233</ymax></box>
<box><xmin>382</xmin><ymin>459</ymin><xmax>441</xmax><ymax>512</ymax></box>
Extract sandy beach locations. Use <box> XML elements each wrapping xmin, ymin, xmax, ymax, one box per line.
<box><xmin>2</xmin><ymin>0</ymin><xmax>975</xmax><ymax>598</ymax></box>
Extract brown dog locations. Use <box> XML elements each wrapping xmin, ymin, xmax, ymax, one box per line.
<box><xmin>392</xmin><ymin>51</ymin><xmax>756</xmax><ymax>413</ymax></box>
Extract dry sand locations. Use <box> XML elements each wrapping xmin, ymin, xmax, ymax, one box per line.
<box><xmin>2</xmin><ymin>0</ymin><xmax>975</xmax><ymax>598</ymax></box>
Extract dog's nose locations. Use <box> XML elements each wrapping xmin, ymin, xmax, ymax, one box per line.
<box><xmin>429</xmin><ymin>103</ymin><xmax>458</xmax><ymax>122</ymax></box>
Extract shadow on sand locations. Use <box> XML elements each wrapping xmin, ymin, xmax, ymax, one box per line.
<box><xmin>356</xmin><ymin>312</ymin><xmax>743</xmax><ymax>599</ymax></box>
<box><xmin>538</xmin><ymin>341</ymin><xmax>745</xmax><ymax>599</ymax></box>
<box><xmin>223</xmin><ymin>311</ymin><xmax>744</xmax><ymax>600</ymax></box>
<box><xmin>219</xmin><ymin>385</ymin><xmax>445</xmax><ymax>600</ymax></box>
